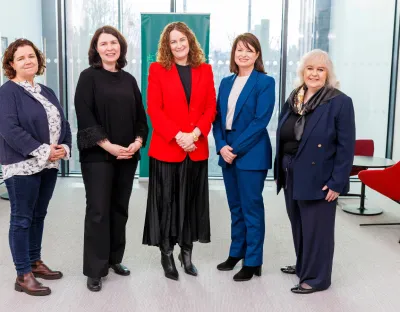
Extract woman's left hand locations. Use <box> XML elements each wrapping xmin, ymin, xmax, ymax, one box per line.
<box><xmin>176</xmin><ymin>133</ymin><xmax>194</xmax><ymax>150</ymax></box>
<box><xmin>49</xmin><ymin>145</ymin><xmax>67</xmax><ymax>161</ymax></box>
<box><xmin>322</xmin><ymin>185</ymin><xmax>339</xmax><ymax>202</ymax></box>
<box><xmin>122</xmin><ymin>141</ymin><xmax>141</xmax><ymax>156</ymax></box>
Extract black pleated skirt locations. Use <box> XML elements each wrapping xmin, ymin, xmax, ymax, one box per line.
<box><xmin>142</xmin><ymin>156</ymin><xmax>211</xmax><ymax>247</ymax></box>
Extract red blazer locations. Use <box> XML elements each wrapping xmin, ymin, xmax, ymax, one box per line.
<box><xmin>147</xmin><ymin>62</ymin><xmax>216</xmax><ymax>162</ymax></box>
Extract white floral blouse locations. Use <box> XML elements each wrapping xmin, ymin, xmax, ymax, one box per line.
<box><xmin>2</xmin><ymin>81</ymin><xmax>70</xmax><ymax>180</ymax></box>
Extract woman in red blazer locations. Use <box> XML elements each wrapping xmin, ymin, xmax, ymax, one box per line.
<box><xmin>142</xmin><ymin>22</ymin><xmax>216</xmax><ymax>281</ymax></box>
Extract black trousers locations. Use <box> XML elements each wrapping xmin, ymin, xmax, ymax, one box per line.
<box><xmin>282</xmin><ymin>154</ymin><xmax>336</xmax><ymax>290</ymax></box>
<box><xmin>81</xmin><ymin>160</ymin><xmax>137</xmax><ymax>278</ymax></box>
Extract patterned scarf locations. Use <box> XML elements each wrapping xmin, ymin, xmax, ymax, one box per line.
<box><xmin>287</xmin><ymin>84</ymin><xmax>342</xmax><ymax>140</ymax></box>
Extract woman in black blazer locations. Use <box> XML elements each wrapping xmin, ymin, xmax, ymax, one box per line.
<box><xmin>74</xmin><ymin>26</ymin><xmax>148</xmax><ymax>292</ymax></box>
<box><xmin>274</xmin><ymin>49</ymin><xmax>355</xmax><ymax>294</ymax></box>
<box><xmin>0</xmin><ymin>39</ymin><xmax>71</xmax><ymax>296</ymax></box>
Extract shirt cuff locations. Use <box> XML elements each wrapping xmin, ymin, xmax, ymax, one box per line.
<box><xmin>29</xmin><ymin>144</ymin><xmax>51</xmax><ymax>166</ymax></box>
<box><xmin>61</xmin><ymin>144</ymin><xmax>71</xmax><ymax>160</ymax></box>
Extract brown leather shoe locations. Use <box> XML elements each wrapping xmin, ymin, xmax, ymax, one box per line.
<box><xmin>31</xmin><ymin>260</ymin><xmax>63</xmax><ymax>280</ymax></box>
<box><xmin>15</xmin><ymin>272</ymin><xmax>51</xmax><ymax>296</ymax></box>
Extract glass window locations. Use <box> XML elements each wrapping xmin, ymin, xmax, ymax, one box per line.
<box><xmin>65</xmin><ymin>0</ymin><xmax>120</xmax><ymax>173</ymax></box>
<box><xmin>286</xmin><ymin>0</ymin><xmax>396</xmax><ymax>157</ymax></box>
<box><xmin>176</xmin><ymin>0</ymin><xmax>283</xmax><ymax>177</ymax></box>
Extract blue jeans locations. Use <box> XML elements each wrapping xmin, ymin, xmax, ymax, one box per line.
<box><xmin>5</xmin><ymin>169</ymin><xmax>58</xmax><ymax>276</ymax></box>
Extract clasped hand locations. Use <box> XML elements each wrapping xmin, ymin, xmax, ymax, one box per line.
<box><xmin>220</xmin><ymin>145</ymin><xmax>237</xmax><ymax>164</ymax></box>
<box><xmin>176</xmin><ymin>132</ymin><xmax>197</xmax><ymax>152</ymax></box>
<box><xmin>107</xmin><ymin>141</ymin><xmax>142</xmax><ymax>160</ymax></box>
<box><xmin>48</xmin><ymin>144</ymin><xmax>67</xmax><ymax>161</ymax></box>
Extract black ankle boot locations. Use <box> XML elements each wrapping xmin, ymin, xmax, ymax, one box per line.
<box><xmin>233</xmin><ymin>266</ymin><xmax>262</xmax><ymax>282</ymax></box>
<box><xmin>159</xmin><ymin>241</ymin><xmax>179</xmax><ymax>281</ymax></box>
<box><xmin>217</xmin><ymin>256</ymin><xmax>243</xmax><ymax>271</ymax></box>
<box><xmin>178</xmin><ymin>245</ymin><xmax>198</xmax><ymax>276</ymax></box>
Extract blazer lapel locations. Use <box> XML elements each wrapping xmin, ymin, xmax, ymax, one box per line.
<box><xmin>232</xmin><ymin>69</ymin><xmax>258</xmax><ymax>124</ymax></box>
<box><xmin>220</xmin><ymin>75</ymin><xmax>236</xmax><ymax>130</ymax></box>
<box><xmin>296</xmin><ymin>104</ymin><xmax>329</xmax><ymax>157</ymax></box>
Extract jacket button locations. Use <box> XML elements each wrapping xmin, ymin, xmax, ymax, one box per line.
<box><xmin>190</xmin><ymin>123</ymin><xmax>194</xmax><ymax>126</ymax></box>
<box><xmin>318</xmin><ymin>144</ymin><xmax>322</xmax><ymax>148</ymax></box>
<box><xmin>312</xmin><ymin>162</ymin><xmax>316</xmax><ymax>165</ymax></box>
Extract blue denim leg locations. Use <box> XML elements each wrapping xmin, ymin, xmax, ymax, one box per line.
<box><xmin>29</xmin><ymin>169</ymin><xmax>58</xmax><ymax>263</ymax></box>
<box><xmin>5</xmin><ymin>174</ymin><xmax>41</xmax><ymax>275</ymax></box>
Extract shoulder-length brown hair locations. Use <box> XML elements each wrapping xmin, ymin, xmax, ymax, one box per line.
<box><xmin>229</xmin><ymin>33</ymin><xmax>266</xmax><ymax>75</ymax></box>
<box><xmin>157</xmin><ymin>22</ymin><xmax>205</xmax><ymax>70</ymax></box>
<box><xmin>2</xmin><ymin>38</ymin><xmax>46</xmax><ymax>79</ymax></box>
<box><xmin>88</xmin><ymin>25</ymin><xmax>128</xmax><ymax>70</ymax></box>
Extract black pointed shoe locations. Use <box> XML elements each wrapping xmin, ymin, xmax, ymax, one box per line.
<box><xmin>217</xmin><ymin>256</ymin><xmax>243</xmax><ymax>271</ymax></box>
<box><xmin>291</xmin><ymin>284</ymin><xmax>320</xmax><ymax>294</ymax></box>
<box><xmin>161</xmin><ymin>251</ymin><xmax>179</xmax><ymax>281</ymax></box>
<box><xmin>87</xmin><ymin>277</ymin><xmax>102</xmax><ymax>292</ymax></box>
<box><xmin>178</xmin><ymin>248</ymin><xmax>198</xmax><ymax>276</ymax></box>
<box><xmin>280</xmin><ymin>265</ymin><xmax>296</xmax><ymax>274</ymax></box>
<box><xmin>110</xmin><ymin>264</ymin><xmax>130</xmax><ymax>276</ymax></box>
<box><xmin>233</xmin><ymin>266</ymin><xmax>262</xmax><ymax>282</ymax></box>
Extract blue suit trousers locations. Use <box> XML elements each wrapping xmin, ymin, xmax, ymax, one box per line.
<box><xmin>222</xmin><ymin>164</ymin><xmax>267</xmax><ymax>266</ymax></box>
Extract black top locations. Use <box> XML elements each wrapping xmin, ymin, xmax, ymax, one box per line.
<box><xmin>280</xmin><ymin>111</ymin><xmax>314</xmax><ymax>155</ymax></box>
<box><xmin>74</xmin><ymin>67</ymin><xmax>148</xmax><ymax>163</ymax></box>
<box><xmin>280</xmin><ymin>112</ymin><xmax>300</xmax><ymax>155</ymax></box>
<box><xmin>176</xmin><ymin>64</ymin><xmax>192</xmax><ymax>105</ymax></box>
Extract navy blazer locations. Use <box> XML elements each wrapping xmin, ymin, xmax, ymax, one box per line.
<box><xmin>213</xmin><ymin>70</ymin><xmax>275</xmax><ymax>170</ymax></box>
<box><xmin>0</xmin><ymin>81</ymin><xmax>72</xmax><ymax>165</ymax></box>
<box><xmin>274</xmin><ymin>92</ymin><xmax>355</xmax><ymax>200</ymax></box>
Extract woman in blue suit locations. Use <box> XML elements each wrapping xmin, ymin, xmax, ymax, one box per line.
<box><xmin>274</xmin><ymin>49</ymin><xmax>355</xmax><ymax>294</ymax></box>
<box><xmin>213</xmin><ymin>33</ymin><xmax>275</xmax><ymax>282</ymax></box>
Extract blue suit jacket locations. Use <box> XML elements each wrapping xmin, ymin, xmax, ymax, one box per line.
<box><xmin>274</xmin><ymin>93</ymin><xmax>356</xmax><ymax>200</ymax></box>
<box><xmin>213</xmin><ymin>70</ymin><xmax>275</xmax><ymax>170</ymax></box>
<box><xmin>0</xmin><ymin>81</ymin><xmax>72</xmax><ymax>165</ymax></box>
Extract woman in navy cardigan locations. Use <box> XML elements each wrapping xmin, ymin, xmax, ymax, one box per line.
<box><xmin>0</xmin><ymin>39</ymin><xmax>71</xmax><ymax>296</ymax></box>
<box><xmin>213</xmin><ymin>33</ymin><xmax>275</xmax><ymax>282</ymax></box>
<box><xmin>274</xmin><ymin>49</ymin><xmax>355</xmax><ymax>294</ymax></box>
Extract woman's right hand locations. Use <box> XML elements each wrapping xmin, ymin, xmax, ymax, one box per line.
<box><xmin>98</xmin><ymin>140</ymin><xmax>134</xmax><ymax>159</ymax></box>
<box><xmin>220</xmin><ymin>145</ymin><xmax>237</xmax><ymax>164</ymax></box>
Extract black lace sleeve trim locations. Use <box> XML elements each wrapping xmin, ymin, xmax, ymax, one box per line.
<box><xmin>77</xmin><ymin>125</ymin><xmax>108</xmax><ymax>151</ymax></box>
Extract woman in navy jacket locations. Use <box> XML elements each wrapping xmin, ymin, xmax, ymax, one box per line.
<box><xmin>274</xmin><ymin>49</ymin><xmax>355</xmax><ymax>294</ymax></box>
<box><xmin>0</xmin><ymin>39</ymin><xmax>71</xmax><ymax>296</ymax></box>
<box><xmin>213</xmin><ymin>33</ymin><xmax>275</xmax><ymax>282</ymax></box>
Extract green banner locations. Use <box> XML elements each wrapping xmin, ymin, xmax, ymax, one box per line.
<box><xmin>140</xmin><ymin>13</ymin><xmax>211</xmax><ymax>177</ymax></box>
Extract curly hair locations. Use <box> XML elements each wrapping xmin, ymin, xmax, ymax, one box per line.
<box><xmin>2</xmin><ymin>38</ymin><xmax>46</xmax><ymax>79</ymax></box>
<box><xmin>157</xmin><ymin>22</ymin><xmax>205</xmax><ymax>70</ymax></box>
<box><xmin>88</xmin><ymin>25</ymin><xmax>128</xmax><ymax>70</ymax></box>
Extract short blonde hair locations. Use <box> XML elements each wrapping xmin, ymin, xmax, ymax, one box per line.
<box><xmin>294</xmin><ymin>49</ymin><xmax>339</xmax><ymax>89</ymax></box>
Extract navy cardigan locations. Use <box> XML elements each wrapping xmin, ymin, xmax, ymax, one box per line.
<box><xmin>0</xmin><ymin>81</ymin><xmax>72</xmax><ymax>165</ymax></box>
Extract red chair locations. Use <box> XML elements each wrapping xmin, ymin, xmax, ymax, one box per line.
<box><xmin>358</xmin><ymin>162</ymin><xmax>400</xmax><ymax>241</ymax></box>
<box><xmin>341</xmin><ymin>139</ymin><xmax>374</xmax><ymax>197</ymax></box>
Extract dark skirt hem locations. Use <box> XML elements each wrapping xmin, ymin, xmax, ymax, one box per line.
<box><xmin>142</xmin><ymin>156</ymin><xmax>211</xmax><ymax>246</ymax></box>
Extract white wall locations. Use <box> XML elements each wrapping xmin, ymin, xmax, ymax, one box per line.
<box><xmin>329</xmin><ymin>0</ymin><xmax>396</xmax><ymax>157</ymax></box>
<box><xmin>0</xmin><ymin>0</ymin><xmax>42</xmax><ymax>45</ymax></box>
<box><xmin>392</xmin><ymin>76</ymin><xmax>400</xmax><ymax>161</ymax></box>
<box><xmin>0</xmin><ymin>0</ymin><xmax>43</xmax><ymax>85</ymax></box>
